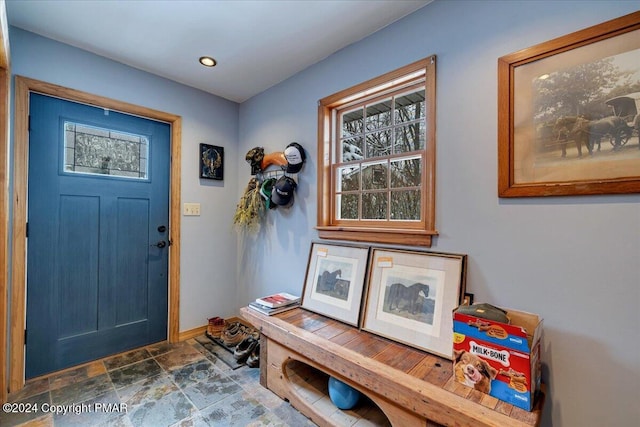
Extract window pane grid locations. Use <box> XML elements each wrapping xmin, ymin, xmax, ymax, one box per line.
<box><xmin>336</xmin><ymin>88</ymin><xmax>425</xmax><ymax>222</ymax></box>
<box><xmin>340</xmin><ymin>91</ymin><xmax>425</xmax><ymax>162</ymax></box>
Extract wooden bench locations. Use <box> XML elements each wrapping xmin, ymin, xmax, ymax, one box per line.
<box><xmin>241</xmin><ymin>307</ymin><xmax>544</xmax><ymax>427</ymax></box>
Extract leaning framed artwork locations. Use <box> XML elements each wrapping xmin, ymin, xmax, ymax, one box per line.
<box><xmin>361</xmin><ymin>248</ymin><xmax>466</xmax><ymax>359</ymax></box>
<box><xmin>199</xmin><ymin>143</ymin><xmax>224</xmax><ymax>180</ymax></box>
<box><xmin>498</xmin><ymin>11</ymin><xmax>640</xmax><ymax>197</ymax></box>
<box><xmin>301</xmin><ymin>242</ymin><xmax>370</xmax><ymax>327</ymax></box>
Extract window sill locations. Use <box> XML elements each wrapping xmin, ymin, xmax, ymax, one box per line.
<box><xmin>316</xmin><ymin>226</ymin><xmax>437</xmax><ymax>247</ymax></box>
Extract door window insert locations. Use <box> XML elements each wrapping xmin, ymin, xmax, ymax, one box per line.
<box><xmin>63</xmin><ymin>121</ymin><xmax>149</xmax><ymax>179</ymax></box>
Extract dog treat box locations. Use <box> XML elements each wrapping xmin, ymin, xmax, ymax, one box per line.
<box><xmin>452</xmin><ymin>306</ymin><xmax>543</xmax><ymax>411</ymax></box>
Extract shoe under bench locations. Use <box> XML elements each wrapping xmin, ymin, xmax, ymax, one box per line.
<box><xmin>240</xmin><ymin>306</ymin><xmax>544</xmax><ymax>427</ymax></box>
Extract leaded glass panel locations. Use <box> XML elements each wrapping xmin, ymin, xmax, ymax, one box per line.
<box><xmin>64</xmin><ymin>121</ymin><xmax>149</xmax><ymax>179</ymax></box>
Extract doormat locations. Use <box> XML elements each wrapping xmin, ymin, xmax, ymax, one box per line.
<box><xmin>195</xmin><ymin>334</ymin><xmax>244</xmax><ymax>370</ymax></box>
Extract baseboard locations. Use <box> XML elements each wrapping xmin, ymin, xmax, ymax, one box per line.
<box><xmin>178</xmin><ymin>325</ymin><xmax>207</xmax><ymax>341</ymax></box>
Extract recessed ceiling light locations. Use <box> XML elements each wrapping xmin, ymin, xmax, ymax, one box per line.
<box><xmin>199</xmin><ymin>56</ymin><xmax>217</xmax><ymax>67</ymax></box>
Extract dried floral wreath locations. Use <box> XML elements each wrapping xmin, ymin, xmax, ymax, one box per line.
<box><xmin>233</xmin><ymin>177</ymin><xmax>265</xmax><ymax>234</ymax></box>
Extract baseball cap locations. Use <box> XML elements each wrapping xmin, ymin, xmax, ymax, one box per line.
<box><xmin>259</xmin><ymin>178</ymin><xmax>277</xmax><ymax>209</ymax></box>
<box><xmin>245</xmin><ymin>147</ymin><xmax>264</xmax><ymax>175</ymax></box>
<box><xmin>455</xmin><ymin>303</ymin><xmax>510</xmax><ymax>324</ymax></box>
<box><xmin>284</xmin><ymin>142</ymin><xmax>306</xmax><ymax>173</ymax></box>
<box><xmin>261</xmin><ymin>151</ymin><xmax>287</xmax><ymax>171</ymax></box>
<box><xmin>271</xmin><ymin>175</ymin><xmax>297</xmax><ymax>208</ymax></box>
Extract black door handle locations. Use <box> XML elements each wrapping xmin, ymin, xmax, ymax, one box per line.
<box><xmin>151</xmin><ymin>240</ymin><xmax>167</xmax><ymax>248</ymax></box>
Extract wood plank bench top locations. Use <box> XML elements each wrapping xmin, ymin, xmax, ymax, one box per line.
<box><xmin>241</xmin><ymin>306</ymin><xmax>544</xmax><ymax>427</ymax></box>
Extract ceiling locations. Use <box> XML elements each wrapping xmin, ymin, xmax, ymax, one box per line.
<box><xmin>6</xmin><ymin>0</ymin><xmax>432</xmax><ymax>103</ymax></box>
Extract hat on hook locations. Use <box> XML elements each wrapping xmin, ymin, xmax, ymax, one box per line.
<box><xmin>259</xmin><ymin>177</ymin><xmax>278</xmax><ymax>210</ymax></box>
<box><xmin>284</xmin><ymin>142</ymin><xmax>306</xmax><ymax>173</ymax></box>
<box><xmin>271</xmin><ymin>175</ymin><xmax>297</xmax><ymax>208</ymax></box>
<box><xmin>245</xmin><ymin>147</ymin><xmax>265</xmax><ymax>175</ymax></box>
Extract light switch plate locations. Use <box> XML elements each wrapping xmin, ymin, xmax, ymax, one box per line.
<box><xmin>183</xmin><ymin>203</ymin><xmax>201</xmax><ymax>216</ymax></box>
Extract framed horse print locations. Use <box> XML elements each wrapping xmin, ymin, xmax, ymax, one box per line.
<box><xmin>362</xmin><ymin>248</ymin><xmax>466</xmax><ymax>359</ymax></box>
<box><xmin>498</xmin><ymin>11</ymin><xmax>640</xmax><ymax>197</ymax></box>
<box><xmin>301</xmin><ymin>242</ymin><xmax>370</xmax><ymax>326</ymax></box>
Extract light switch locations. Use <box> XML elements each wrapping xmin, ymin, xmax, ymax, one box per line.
<box><xmin>183</xmin><ymin>203</ymin><xmax>201</xmax><ymax>216</ymax></box>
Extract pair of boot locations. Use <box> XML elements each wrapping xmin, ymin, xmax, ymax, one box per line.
<box><xmin>207</xmin><ymin>317</ymin><xmax>225</xmax><ymax>338</ymax></box>
<box><xmin>221</xmin><ymin>322</ymin><xmax>258</xmax><ymax>347</ymax></box>
<box><xmin>233</xmin><ymin>335</ymin><xmax>260</xmax><ymax>367</ymax></box>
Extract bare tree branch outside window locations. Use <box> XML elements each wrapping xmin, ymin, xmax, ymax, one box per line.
<box><xmin>338</xmin><ymin>89</ymin><xmax>425</xmax><ymax>221</ymax></box>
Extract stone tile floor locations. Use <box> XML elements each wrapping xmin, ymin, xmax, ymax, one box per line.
<box><xmin>1</xmin><ymin>336</ymin><xmax>317</xmax><ymax>427</ymax></box>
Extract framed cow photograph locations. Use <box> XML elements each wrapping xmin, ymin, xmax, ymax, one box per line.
<box><xmin>301</xmin><ymin>242</ymin><xmax>370</xmax><ymax>326</ymax></box>
<box><xmin>362</xmin><ymin>248</ymin><xmax>466</xmax><ymax>359</ymax></box>
<box><xmin>498</xmin><ymin>11</ymin><xmax>640</xmax><ymax>197</ymax></box>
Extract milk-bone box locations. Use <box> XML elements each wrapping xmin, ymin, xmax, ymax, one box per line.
<box><xmin>452</xmin><ymin>307</ymin><xmax>543</xmax><ymax>411</ymax></box>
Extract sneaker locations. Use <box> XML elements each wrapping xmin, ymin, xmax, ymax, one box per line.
<box><xmin>233</xmin><ymin>336</ymin><xmax>258</xmax><ymax>362</ymax></box>
<box><xmin>246</xmin><ymin>341</ymin><xmax>260</xmax><ymax>368</ymax></box>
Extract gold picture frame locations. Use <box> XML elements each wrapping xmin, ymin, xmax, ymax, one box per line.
<box><xmin>498</xmin><ymin>11</ymin><xmax>640</xmax><ymax>197</ymax></box>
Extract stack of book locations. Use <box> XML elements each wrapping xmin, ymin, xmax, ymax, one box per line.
<box><xmin>248</xmin><ymin>292</ymin><xmax>301</xmax><ymax>316</ymax></box>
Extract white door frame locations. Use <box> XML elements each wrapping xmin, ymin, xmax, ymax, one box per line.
<box><xmin>8</xmin><ymin>76</ymin><xmax>182</xmax><ymax>392</ymax></box>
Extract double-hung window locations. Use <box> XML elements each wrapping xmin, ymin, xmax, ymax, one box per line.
<box><xmin>317</xmin><ymin>56</ymin><xmax>437</xmax><ymax>246</ymax></box>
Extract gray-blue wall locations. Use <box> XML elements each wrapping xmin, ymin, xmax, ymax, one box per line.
<box><xmin>238</xmin><ymin>1</ymin><xmax>640</xmax><ymax>426</ymax></box>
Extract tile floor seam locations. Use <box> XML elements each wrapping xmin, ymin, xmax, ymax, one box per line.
<box><xmin>104</xmin><ymin>355</ymin><xmax>154</xmax><ymax>373</ymax></box>
<box><xmin>50</xmin><ymin>373</ymin><xmax>114</xmax><ymax>407</ymax></box>
<box><xmin>172</xmin><ymin>387</ymin><xmax>201</xmax><ymax>422</ymax></box>
<box><xmin>173</xmin><ymin>387</ymin><xmax>204</xmax><ymax>423</ymax></box>
<box><xmin>102</xmin><ymin>362</ymin><xmax>119</xmax><ymax>400</ymax></box>
<box><xmin>161</xmin><ymin>360</ymin><xmax>203</xmax><ymax>418</ymax></box>
<box><xmin>159</xmin><ymin>347</ymin><xmax>242</xmax><ymax>422</ymax></box>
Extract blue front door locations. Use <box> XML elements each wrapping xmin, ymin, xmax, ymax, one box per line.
<box><xmin>25</xmin><ymin>93</ymin><xmax>170</xmax><ymax>378</ymax></box>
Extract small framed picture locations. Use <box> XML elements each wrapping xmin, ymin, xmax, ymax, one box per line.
<box><xmin>301</xmin><ymin>242</ymin><xmax>370</xmax><ymax>327</ymax></box>
<box><xmin>199</xmin><ymin>143</ymin><xmax>224</xmax><ymax>180</ymax></box>
<box><xmin>362</xmin><ymin>248</ymin><xmax>467</xmax><ymax>359</ymax></box>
